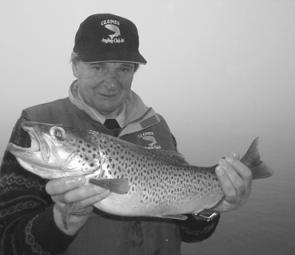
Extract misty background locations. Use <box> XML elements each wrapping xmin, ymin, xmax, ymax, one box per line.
<box><xmin>1</xmin><ymin>0</ymin><xmax>294</xmax><ymax>254</ymax></box>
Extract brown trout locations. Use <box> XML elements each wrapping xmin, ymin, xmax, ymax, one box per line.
<box><xmin>7</xmin><ymin>120</ymin><xmax>273</xmax><ymax>219</ymax></box>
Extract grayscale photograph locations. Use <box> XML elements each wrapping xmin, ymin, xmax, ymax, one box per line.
<box><xmin>0</xmin><ymin>1</ymin><xmax>294</xmax><ymax>255</ymax></box>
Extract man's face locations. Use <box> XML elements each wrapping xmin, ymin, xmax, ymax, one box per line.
<box><xmin>72</xmin><ymin>61</ymin><xmax>136</xmax><ymax>116</ymax></box>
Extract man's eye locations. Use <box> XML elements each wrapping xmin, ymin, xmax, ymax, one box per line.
<box><xmin>93</xmin><ymin>65</ymin><xmax>103</xmax><ymax>71</ymax></box>
<box><xmin>120</xmin><ymin>67</ymin><xmax>133</xmax><ymax>73</ymax></box>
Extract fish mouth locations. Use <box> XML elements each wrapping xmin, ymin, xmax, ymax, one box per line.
<box><xmin>8</xmin><ymin>120</ymin><xmax>50</xmax><ymax>162</ymax></box>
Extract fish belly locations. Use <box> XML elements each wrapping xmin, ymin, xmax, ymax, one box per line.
<box><xmin>93</xmin><ymin>178</ymin><xmax>224</xmax><ymax>218</ymax></box>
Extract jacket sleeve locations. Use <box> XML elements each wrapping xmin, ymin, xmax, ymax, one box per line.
<box><xmin>0</xmin><ymin>117</ymin><xmax>75</xmax><ymax>255</ymax></box>
<box><xmin>179</xmin><ymin>213</ymin><xmax>220</xmax><ymax>242</ymax></box>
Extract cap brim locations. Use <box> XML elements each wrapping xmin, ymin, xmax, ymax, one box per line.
<box><xmin>78</xmin><ymin>50</ymin><xmax>147</xmax><ymax>64</ymax></box>
<box><xmin>84</xmin><ymin>59</ymin><xmax>147</xmax><ymax>65</ymax></box>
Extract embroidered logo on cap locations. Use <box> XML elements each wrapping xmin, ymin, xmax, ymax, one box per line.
<box><xmin>101</xmin><ymin>19</ymin><xmax>125</xmax><ymax>44</ymax></box>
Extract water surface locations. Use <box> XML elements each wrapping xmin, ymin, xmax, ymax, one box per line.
<box><xmin>182</xmin><ymin>166</ymin><xmax>295</xmax><ymax>255</ymax></box>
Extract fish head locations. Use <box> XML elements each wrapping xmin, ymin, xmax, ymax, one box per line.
<box><xmin>7</xmin><ymin>120</ymin><xmax>102</xmax><ymax>179</ymax></box>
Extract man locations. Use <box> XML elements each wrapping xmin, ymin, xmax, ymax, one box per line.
<box><xmin>0</xmin><ymin>13</ymin><xmax>252</xmax><ymax>255</ymax></box>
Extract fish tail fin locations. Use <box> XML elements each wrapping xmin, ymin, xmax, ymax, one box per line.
<box><xmin>241</xmin><ymin>137</ymin><xmax>274</xmax><ymax>179</ymax></box>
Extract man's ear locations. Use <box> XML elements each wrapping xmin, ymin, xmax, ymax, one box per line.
<box><xmin>71</xmin><ymin>52</ymin><xmax>79</xmax><ymax>77</ymax></box>
<box><xmin>72</xmin><ymin>61</ymin><xmax>79</xmax><ymax>78</ymax></box>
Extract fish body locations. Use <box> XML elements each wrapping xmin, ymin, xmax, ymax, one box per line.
<box><xmin>7</xmin><ymin>120</ymin><xmax>273</xmax><ymax>219</ymax></box>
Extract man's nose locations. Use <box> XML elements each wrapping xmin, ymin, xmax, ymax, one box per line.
<box><xmin>102</xmin><ymin>71</ymin><xmax>120</xmax><ymax>89</ymax></box>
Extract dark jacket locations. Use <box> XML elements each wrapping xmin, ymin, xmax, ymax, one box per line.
<box><xmin>0</xmin><ymin>98</ymin><xmax>220</xmax><ymax>255</ymax></box>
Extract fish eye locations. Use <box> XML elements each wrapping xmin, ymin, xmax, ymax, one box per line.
<box><xmin>50</xmin><ymin>126</ymin><xmax>66</xmax><ymax>141</ymax></box>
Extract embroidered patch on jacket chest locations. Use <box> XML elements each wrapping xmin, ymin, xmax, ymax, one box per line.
<box><xmin>137</xmin><ymin>131</ymin><xmax>162</xmax><ymax>149</ymax></box>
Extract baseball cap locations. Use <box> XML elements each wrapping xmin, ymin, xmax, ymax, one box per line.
<box><xmin>73</xmin><ymin>13</ymin><xmax>147</xmax><ymax>64</ymax></box>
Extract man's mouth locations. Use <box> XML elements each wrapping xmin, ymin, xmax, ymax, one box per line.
<box><xmin>98</xmin><ymin>93</ymin><xmax>119</xmax><ymax>99</ymax></box>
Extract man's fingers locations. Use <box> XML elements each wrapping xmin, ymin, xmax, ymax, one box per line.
<box><xmin>46</xmin><ymin>176</ymin><xmax>86</xmax><ymax>195</ymax></box>
<box><xmin>230</xmin><ymin>152</ymin><xmax>240</xmax><ymax>160</ymax></box>
<box><xmin>223</xmin><ymin>159</ymin><xmax>246</xmax><ymax>192</ymax></box>
<box><xmin>73</xmin><ymin>190</ymin><xmax>110</xmax><ymax>208</ymax></box>
<box><xmin>54</xmin><ymin>190</ymin><xmax>110</xmax><ymax>216</ymax></box>
<box><xmin>64</xmin><ymin>185</ymin><xmax>109</xmax><ymax>204</ymax></box>
<box><xmin>215</xmin><ymin>165</ymin><xmax>238</xmax><ymax>203</ymax></box>
<box><xmin>225</xmin><ymin>156</ymin><xmax>253</xmax><ymax>182</ymax></box>
<box><xmin>51</xmin><ymin>183</ymin><xmax>109</xmax><ymax>204</ymax></box>
<box><xmin>216</xmin><ymin>155</ymin><xmax>253</xmax><ymax>207</ymax></box>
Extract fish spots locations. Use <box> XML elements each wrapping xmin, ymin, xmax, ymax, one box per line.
<box><xmin>69</xmin><ymin>132</ymin><xmax>223</xmax><ymax>214</ymax></box>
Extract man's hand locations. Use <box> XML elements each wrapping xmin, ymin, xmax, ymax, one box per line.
<box><xmin>214</xmin><ymin>153</ymin><xmax>253</xmax><ymax>212</ymax></box>
<box><xmin>46</xmin><ymin>176</ymin><xmax>110</xmax><ymax>235</ymax></box>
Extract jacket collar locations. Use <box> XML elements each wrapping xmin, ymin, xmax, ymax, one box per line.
<box><xmin>69</xmin><ymin>81</ymin><xmax>160</xmax><ymax>136</ymax></box>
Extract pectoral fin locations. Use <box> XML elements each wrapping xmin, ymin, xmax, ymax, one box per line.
<box><xmin>89</xmin><ymin>178</ymin><xmax>129</xmax><ymax>194</ymax></box>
